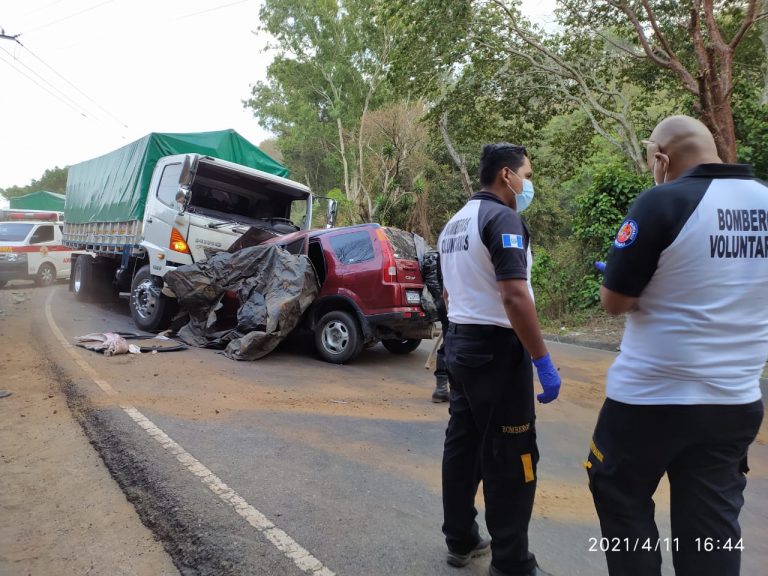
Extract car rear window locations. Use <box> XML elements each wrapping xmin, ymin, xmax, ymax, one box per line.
<box><xmin>330</xmin><ymin>230</ymin><xmax>374</xmax><ymax>264</ymax></box>
<box><xmin>0</xmin><ymin>223</ymin><xmax>34</xmax><ymax>241</ymax></box>
<box><xmin>382</xmin><ymin>227</ymin><xmax>417</xmax><ymax>260</ymax></box>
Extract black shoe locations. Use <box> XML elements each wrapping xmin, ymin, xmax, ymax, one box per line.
<box><xmin>432</xmin><ymin>381</ymin><xmax>449</xmax><ymax>403</ymax></box>
<box><xmin>447</xmin><ymin>537</ymin><xmax>491</xmax><ymax>567</ymax></box>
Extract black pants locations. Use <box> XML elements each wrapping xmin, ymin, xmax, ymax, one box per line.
<box><xmin>442</xmin><ymin>323</ymin><xmax>538</xmax><ymax>576</ymax></box>
<box><xmin>587</xmin><ymin>398</ymin><xmax>764</xmax><ymax>576</ymax></box>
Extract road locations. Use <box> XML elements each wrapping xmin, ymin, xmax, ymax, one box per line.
<box><xmin>2</xmin><ymin>282</ymin><xmax>767</xmax><ymax>576</ymax></box>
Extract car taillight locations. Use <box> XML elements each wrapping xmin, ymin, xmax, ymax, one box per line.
<box><xmin>376</xmin><ymin>228</ymin><xmax>397</xmax><ymax>282</ymax></box>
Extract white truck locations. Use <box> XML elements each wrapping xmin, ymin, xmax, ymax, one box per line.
<box><xmin>0</xmin><ymin>209</ymin><xmax>73</xmax><ymax>287</ymax></box>
<box><xmin>62</xmin><ymin>130</ymin><xmax>335</xmax><ymax>331</ymax></box>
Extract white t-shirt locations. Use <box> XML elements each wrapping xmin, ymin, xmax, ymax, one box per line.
<box><xmin>604</xmin><ymin>164</ymin><xmax>768</xmax><ymax>405</ymax></box>
<box><xmin>439</xmin><ymin>191</ymin><xmax>532</xmax><ymax>328</ymax></box>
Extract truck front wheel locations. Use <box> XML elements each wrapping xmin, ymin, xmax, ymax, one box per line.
<box><xmin>130</xmin><ymin>266</ymin><xmax>176</xmax><ymax>332</ymax></box>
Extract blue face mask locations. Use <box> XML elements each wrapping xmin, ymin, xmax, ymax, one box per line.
<box><xmin>516</xmin><ymin>179</ymin><xmax>534</xmax><ymax>213</ymax></box>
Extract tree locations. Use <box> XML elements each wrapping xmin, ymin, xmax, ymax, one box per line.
<box><xmin>358</xmin><ymin>100</ymin><xmax>430</xmax><ymax>227</ymax></box>
<box><xmin>560</xmin><ymin>0</ymin><xmax>763</xmax><ymax>162</ymax></box>
<box><xmin>246</xmin><ymin>0</ymin><xmax>395</xmax><ymax>219</ymax></box>
<box><xmin>1</xmin><ymin>166</ymin><xmax>68</xmax><ymax>198</ymax></box>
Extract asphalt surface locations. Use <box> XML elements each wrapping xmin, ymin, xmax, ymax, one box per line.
<box><xmin>32</xmin><ymin>285</ymin><xmax>768</xmax><ymax>576</ymax></box>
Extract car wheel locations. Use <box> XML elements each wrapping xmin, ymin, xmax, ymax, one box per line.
<box><xmin>315</xmin><ymin>310</ymin><xmax>363</xmax><ymax>364</ymax></box>
<box><xmin>73</xmin><ymin>255</ymin><xmax>93</xmax><ymax>301</ymax></box>
<box><xmin>381</xmin><ymin>338</ymin><xmax>422</xmax><ymax>354</ymax></box>
<box><xmin>130</xmin><ymin>265</ymin><xmax>177</xmax><ymax>332</ymax></box>
<box><xmin>36</xmin><ymin>262</ymin><xmax>57</xmax><ymax>287</ymax></box>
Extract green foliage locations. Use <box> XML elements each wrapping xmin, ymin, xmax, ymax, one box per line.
<box><xmin>325</xmin><ymin>188</ymin><xmax>356</xmax><ymax>227</ymax></box>
<box><xmin>1</xmin><ymin>166</ymin><xmax>69</xmax><ymax>198</ymax></box>
<box><xmin>574</xmin><ymin>162</ymin><xmax>651</xmax><ymax>261</ymax></box>
<box><xmin>246</xmin><ymin>0</ymin><xmax>764</xmax><ymax>321</ymax></box>
<box><xmin>733</xmin><ymin>81</ymin><xmax>768</xmax><ymax>179</ymax></box>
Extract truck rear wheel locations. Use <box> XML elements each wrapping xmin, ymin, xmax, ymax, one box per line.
<box><xmin>130</xmin><ymin>265</ymin><xmax>177</xmax><ymax>332</ymax></box>
<box><xmin>315</xmin><ymin>310</ymin><xmax>363</xmax><ymax>364</ymax></box>
<box><xmin>36</xmin><ymin>262</ymin><xmax>57</xmax><ymax>287</ymax></box>
<box><xmin>382</xmin><ymin>338</ymin><xmax>422</xmax><ymax>354</ymax></box>
<box><xmin>73</xmin><ymin>255</ymin><xmax>94</xmax><ymax>301</ymax></box>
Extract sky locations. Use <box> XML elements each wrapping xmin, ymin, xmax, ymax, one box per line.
<box><xmin>0</xmin><ymin>0</ymin><xmax>558</xmax><ymax>204</ymax></box>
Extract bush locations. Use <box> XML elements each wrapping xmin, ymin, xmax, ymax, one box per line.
<box><xmin>573</xmin><ymin>162</ymin><xmax>651</xmax><ymax>265</ymax></box>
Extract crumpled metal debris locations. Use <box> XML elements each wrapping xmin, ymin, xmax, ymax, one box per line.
<box><xmin>164</xmin><ymin>244</ymin><xmax>319</xmax><ymax>361</ymax></box>
<box><xmin>75</xmin><ymin>332</ymin><xmax>141</xmax><ymax>356</ymax></box>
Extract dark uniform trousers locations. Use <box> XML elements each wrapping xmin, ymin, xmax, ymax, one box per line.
<box><xmin>587</xmin><ymin>398</ymin><xmax>764</xmax><ymax>576</ymax></box>
<box><xmin>443</xmin><ymin>322</ymin><xmax>538</xmax><ymax>576</ymax></box>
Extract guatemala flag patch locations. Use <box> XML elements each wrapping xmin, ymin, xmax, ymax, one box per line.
<box><xmin>501</xmin><ymin>233</ymin><xmax>524</xmax><ymax>249</ymax></box>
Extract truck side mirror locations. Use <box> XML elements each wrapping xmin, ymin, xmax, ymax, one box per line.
<box><xmin>175</xmin><ymin>187</ymin><xmax>189</xmax><ymax>205</ymax></box>
<box><xmin>326</xmin><ymin>199</ymin><xmax>338</xmax><ymax>229</ymax></box>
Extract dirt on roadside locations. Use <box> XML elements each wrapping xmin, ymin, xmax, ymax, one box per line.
<box><xmin>0</xmin><ymin>284</ymin><xmax>178</xmax><ymax>576</ymax></box>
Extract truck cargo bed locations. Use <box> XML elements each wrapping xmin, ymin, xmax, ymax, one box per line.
<box><xmin>63</xmin><ymin>220</ymin><xmax>143</xmax><ymax>254</ymax></box>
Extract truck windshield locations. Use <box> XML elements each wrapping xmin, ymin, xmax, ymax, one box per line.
<box><xmin>0</xmin><ymin>223</ymin><xmax>34</xmax><ymax>241</ymax></box>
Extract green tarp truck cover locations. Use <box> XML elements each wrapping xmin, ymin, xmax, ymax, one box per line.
<box><xmin>65</xmin><ymin>130</ymin><xmax>289</xmax><ymax>224</ymax></box>
<box><xmin>10</xmin><ymin>190</ymin><xmax>66</xmax><ymax>211</ymax></box>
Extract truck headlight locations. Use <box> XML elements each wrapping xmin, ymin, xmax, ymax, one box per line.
<box><xmin>7</xmin><ymin>253</ymin><xmax>26</xmax><ymax>262</ymax></box>
<box><xmin>406</xmin><ymin>290</ymin><xmax>421</xmax><ymax>305</ymax></box>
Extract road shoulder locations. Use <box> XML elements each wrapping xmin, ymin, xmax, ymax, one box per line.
<box><xmin>0</xmin><ymin>285</ymin><xmax>178</xmax><ymax>576</ymax></box>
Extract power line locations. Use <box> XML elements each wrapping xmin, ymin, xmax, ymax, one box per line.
<box><xmin>0</xmin><ymin>48</ymin><xmax>88</xmax><ymax>118</ymax></box>
<box><xmin>22</xmin><ymin>0</ymin><xmax>117</xmax><ymax>34</ymax></box>
<box><xmin>174</xmin><ymin>0</ymin><xmax>250</xmax><ymax>22</ymax></box>
<box><xmin>0</xmin><ymin>44</ymin><xmax>92</xmax><ymax>116</ymax></box>
<box><xmin>16</xmin><ymin>39</ymin><xmax>129</xmax><ymax>128</ymax></box>
<box><xmin>22</xmin><ymin>0</ymin><xmax>68</xmax><ymax>19</ymax></box>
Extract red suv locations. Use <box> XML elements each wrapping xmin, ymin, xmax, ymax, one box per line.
<box><xmin>261</xmin><ymin>224</ymin><xmax>434</xmax><ymax>363</ymax></box>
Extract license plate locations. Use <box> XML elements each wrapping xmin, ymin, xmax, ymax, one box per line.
<box><xmin>406</xmin><ymin>290</ymin><xmax>421</xmax><ymax>304</ymax></box>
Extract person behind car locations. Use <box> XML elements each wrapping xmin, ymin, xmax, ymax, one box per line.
<box><xmin>437</xmin><ymin>143</ymin><xmax>561</xmax><ymax>575</ymax></box>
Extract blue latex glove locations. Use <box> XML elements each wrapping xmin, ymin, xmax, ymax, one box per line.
<box><xmin>594</xmin><ymin>261</ymin><xmax>606</xmax><ymax>273</ymax></box>
<box><xmin>533</xmin><ymin>353</ymin><xmax>561</xmax><ymax>403</ymax></box>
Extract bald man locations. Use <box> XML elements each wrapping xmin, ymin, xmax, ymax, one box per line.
<box><xmin>587</xmin><ymin>115</ymin><xmax>767</xmax><ymax>576</ymax></box>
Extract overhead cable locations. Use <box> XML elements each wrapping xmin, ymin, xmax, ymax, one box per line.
<box><xmin>0</xmin><ymin>47</ymin><xmax>88</xmax><ymax>118</ymax></box>
<box><xmin>17</xmin><ymin>39</ymin><xmax>129</xmax><ymax>128</ymax></box>
<box><xmin>22</xmin><ymin>0</ymin><xmax>117</xmax><ymax>34</ymax></box>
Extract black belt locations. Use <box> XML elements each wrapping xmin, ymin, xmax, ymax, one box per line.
<box><xmin>447</xmin><ymin>322</ymin><xmax>513</xmax><ymax>335</ymax></box>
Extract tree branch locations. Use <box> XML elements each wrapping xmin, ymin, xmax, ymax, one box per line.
<box><xmin>604</xmin><ymin>0</ymin><xmax>671</xmax><ymax>67</ymax></box>
<box><xmin>607</xmin><ymin>0</ymin><xmax>699</xmax><ymax>94</ymax></box>
<box><xmin>729</xmin><ymin>0</ymin><xmax>758</xmax><ymax>49</ymax></box>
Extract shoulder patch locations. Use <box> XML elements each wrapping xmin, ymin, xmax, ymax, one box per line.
<box><xmin>614</xmin><ymin>219</ymin><xmax>638</xmax><ymax>249</ymax></box>
<box><xmin>501</xmin><ymin>233</ymin><xmax>524</xmax><ymax>249</ymax></box>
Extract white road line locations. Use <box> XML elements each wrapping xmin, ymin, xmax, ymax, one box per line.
<box><xmin>45</xmin><ymin>289</ymin><xmax>335</xmax><ymax>576</ymax></box>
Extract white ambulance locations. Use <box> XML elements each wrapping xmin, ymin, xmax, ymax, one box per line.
<box><xmin>0</xmin><ymin>210</ymin><xmax>73</xmax><ymax>288</ymax></box>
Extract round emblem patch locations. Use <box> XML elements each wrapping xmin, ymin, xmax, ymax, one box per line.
<box><xmin>40</xmin><ymin>245</ymin><xmax>49</xmax><ymax>256</ymax></box>
<box><xmin>614</xmin><ymin>219</ymin><xmax>638</xmax><ymax>249</ymax></box>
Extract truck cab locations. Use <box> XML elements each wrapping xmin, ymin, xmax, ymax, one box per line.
<box><xmin>140</xmin><ymin>154</ymin><xmax>315</xmax><ymax>277</ymax></box>
<box><xmin>0</xmin><ymin>210</ymin><xmax>72</xmax><ymax>288</ymax></box>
